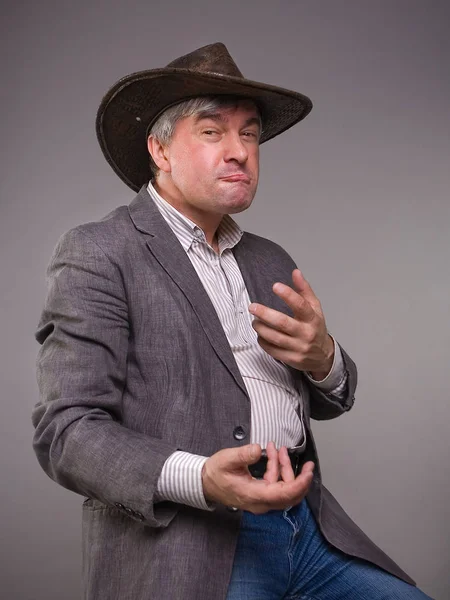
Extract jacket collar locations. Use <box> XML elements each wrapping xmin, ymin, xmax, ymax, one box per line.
<box><xmin>128</xmin><ymin>185</ymin><xmax>170</xmax><ymax>236</ymax></box>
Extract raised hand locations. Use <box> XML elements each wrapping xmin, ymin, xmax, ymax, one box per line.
<box><xmin>249</xmin><ymin>269</ymin><xmax>334</xmax><ymax>380</ymax></box>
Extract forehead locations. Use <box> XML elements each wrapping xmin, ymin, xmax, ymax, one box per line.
<box><xmin>190</xmin><ymin>99</ymin><xmax>261</xmax><ymax>125</ymax></box>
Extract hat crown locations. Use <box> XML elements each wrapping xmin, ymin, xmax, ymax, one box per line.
<box><xmin>166</xmin><ymin>42</ymin><xmax>244</xmax><ymax>79</ymax></box>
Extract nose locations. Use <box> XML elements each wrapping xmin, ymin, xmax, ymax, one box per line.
<box><xmin>223</xmin><ymin>133</ymin><xmax>249</xmax><ymax>164</ymax></box>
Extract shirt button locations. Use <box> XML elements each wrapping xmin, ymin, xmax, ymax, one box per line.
<box><xmin>193</xmin><ymin>229</ymin><xmax>202</xmax><ymax>239</ymax></box>
<box><xmin>233</xmin><ymin>426</ymin><xmax>247</xmax><ymax>441</ymax></box>
<box><xmin>227</xmin><ymin>506</ymin><xmax>239</xmax><ymax>513</ymax></box>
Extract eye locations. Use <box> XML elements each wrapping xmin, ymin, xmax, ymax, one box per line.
<box><xmin>242</xmin><ymin>131</ymin><xmax>259</xmax><ymax>140</ymax></box>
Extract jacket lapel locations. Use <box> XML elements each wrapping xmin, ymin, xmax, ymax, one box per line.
<box><xmin>128</xmin><ymin>187</ymin><xmax>248</xmax><ymax>398</ymax></box>
<box><xmin>233</xmin><ymin>233</ymin><xmax>295</xmax><ymax>316</ymax></box>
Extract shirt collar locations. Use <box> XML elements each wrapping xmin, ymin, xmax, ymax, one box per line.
<box><xmin>147</xmin><ymin>181</ymin><xmax>243</xmax><ymax>253</ymax></box>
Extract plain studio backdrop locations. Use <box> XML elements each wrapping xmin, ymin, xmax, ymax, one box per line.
<box><xmin>1</xmin><ymin>1</ymin><xmax>449</xmax><ymax>599</ymax></box>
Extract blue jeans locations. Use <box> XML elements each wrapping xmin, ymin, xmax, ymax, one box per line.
<box><xmin>226</xmin><ymin>500</ymin><xmax>432</xmax><ymax>600</ymax></box>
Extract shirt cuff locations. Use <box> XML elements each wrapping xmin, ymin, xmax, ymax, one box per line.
<box><xmin>155</xmin><ymin>450</ymin><xmax>214</xmax><ymax>511</ymax></box>
<box><xmin>305</xmin><ymin>336</ymin><xmax>346</xmax><ymax>394</ymax></box>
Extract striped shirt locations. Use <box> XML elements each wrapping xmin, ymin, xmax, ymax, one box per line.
<box><xmin>147</xmin><ymin>182</ymin><xmax>347</xmax><ymax>509</ymax></box>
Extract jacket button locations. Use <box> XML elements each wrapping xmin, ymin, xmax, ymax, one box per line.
<box><xmin>233</xmin><ymin>426</ymin><xmax>246</xmax><ymax>441</ymax></box>
<box><xmin>114</xmin><ymin>502</ymin><xmax>125</xmax><ymax>510</ymax></box>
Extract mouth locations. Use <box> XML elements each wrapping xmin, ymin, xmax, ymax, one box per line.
<box><xmin>219</xmin><ymin>174</ymin><xmax>250</xmax><ymax>183</ymax></box>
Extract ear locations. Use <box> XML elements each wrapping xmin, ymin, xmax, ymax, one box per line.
<box><xmin>147</xmin><ymin>136</ymin><xmax>171</xmax><ymax>173</ymax></box>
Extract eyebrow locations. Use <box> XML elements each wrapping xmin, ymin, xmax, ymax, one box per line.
<box><xmin>194</xmin><ymin>111</ymin><xmax>261</xmax><ymax>130</ymax></box>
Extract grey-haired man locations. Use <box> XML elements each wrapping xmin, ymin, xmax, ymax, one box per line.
<box><xmin>33</xmin><ymin>43</ymin><xmax>431</xmax><ymax>599</ymax></box>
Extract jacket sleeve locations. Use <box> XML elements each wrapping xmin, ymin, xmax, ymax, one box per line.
<box><xmin>304</xmin><ymin>345</ymin><xmax>357</xmax><ymax>420</ymax></box>
<box><xmin>32</xmin><ymin>228</ymin><xmax>179</xmax><ymax>528</ymax></box>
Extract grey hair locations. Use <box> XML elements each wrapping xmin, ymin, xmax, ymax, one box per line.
<box><xmin>147</xmin><ymin>95</ymin><xmax>262</xmax><ymax>178</ymax></box>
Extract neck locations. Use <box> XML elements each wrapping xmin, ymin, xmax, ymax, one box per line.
<box><xmin>152</xmin><ymin>177</ymin><xmax>222</xmax><ymax>249</ymax></box>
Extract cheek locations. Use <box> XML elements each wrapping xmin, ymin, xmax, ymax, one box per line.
<box><xmin>169</xmin><ymin>149</ymin><xmax>193</xmax><ymax>185</ymax></box>
<box><xmin>173</xmin><ymin>147</ymin><xmax>215</xmax><ymax>184</ymax></box>
<box><xmin>192</xmin><ymin>147</ymin><xmax>217</xmax><ymax>172</ymax></box>
<box><xmin>253</xmin><ymin>147</ymin><xmax>260</xmax><ymax>170</ymax></box>
<box><xmin>250</xmin><ymin>152</ymin><xmax>259</xmax><ymax>185</ymax></box>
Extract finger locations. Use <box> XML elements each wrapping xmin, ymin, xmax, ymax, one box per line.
<box><xmin>272</xmin><ymin>460</ymin><xmax>315</xmax><ymax>500</ymax></box>
<box><xmin>263</xmin><ymin>441</ymin><xmax>280</xmax><ymax>484</ymax></box>
<box><xmin>252</xmin><ymin>320</ymin><xmax>299</xmax><ymax>350</ymax></box>
<box><xmin>251</xmin><ymin>467</ymin><xmax>314</xmax><ymax>508</ymax></box>
<box><xmin>249</xmin><ymin>304</ymin><xmax>298</xmax><ymax>335</ymax></box>
<box><xmin>279</xmin><ymin>446</ymin><xmax>295</xmax><ymax>483</ymax></box>
<box><xmin>272</xmin><ymin>282</ymin><xmax>316</xmax><ymax>323</ymax></box>
<box><xmin>221</xmin><ymin>444</ymin><xmax>262</xmax><ymax>470</ymax></box>
<box><xmin>299</xmin><ymin>461</ymin><xmax>315</xmax><ymax>477</ymax></box>
<box><xmin>280</xmin><ymin>463</ymin><xmax>315</xmax><ymax>502</ymax></box>
<box><xmin>292</xmin><ymin>270</ymin><xmax>320</xmax><ymax>310</ymax></box>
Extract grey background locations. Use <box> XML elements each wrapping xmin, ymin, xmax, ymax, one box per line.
<box><xmin>1</xmin><ymin>1</ymin><xmax>449</xmax><ymax>598</ymax></box>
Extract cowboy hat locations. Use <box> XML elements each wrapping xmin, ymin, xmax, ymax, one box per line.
<box><xmin>96</xmin><ymin>42</ymin><xmax>313</xmax><ymax>191</ymax></box>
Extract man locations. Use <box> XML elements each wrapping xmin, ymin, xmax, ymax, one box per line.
<box><xmin>33</xmin><ymin>43</ymin><xmax>431</xmax><ymax>599</ymax></box>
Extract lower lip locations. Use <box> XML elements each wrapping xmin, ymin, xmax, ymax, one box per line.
<box><xmin>220</xmin><ymin>177</ymin><xmax>250</xmax><ymax>183</ymax></box>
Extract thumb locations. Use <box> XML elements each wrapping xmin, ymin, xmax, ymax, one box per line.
<box><xmin>224</xmin><ymin>444</ymin><xmax>262</xmax><ymax>469</ymax></box>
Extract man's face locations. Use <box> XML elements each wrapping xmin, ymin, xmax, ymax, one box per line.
<box><xmin>158</xmin><ymin>101</ymin><xmax>260</xmax><ymax>221</ymax></box>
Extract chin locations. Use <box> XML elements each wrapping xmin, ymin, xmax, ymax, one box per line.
<box><xmin>221</xmin><ymin>189</ymin><xmax>256</xmax><ymax>214</ymax></box>
<box><xmin>226</xmin><ymin>202</ymin><xmax>252</xmax><ymax>215</ymax></box>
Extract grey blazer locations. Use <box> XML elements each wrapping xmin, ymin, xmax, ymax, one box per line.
<box><xmin>33</xmin><ymin>186</ymin><xmax>414</xmax><ymax>599</ymax></box>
